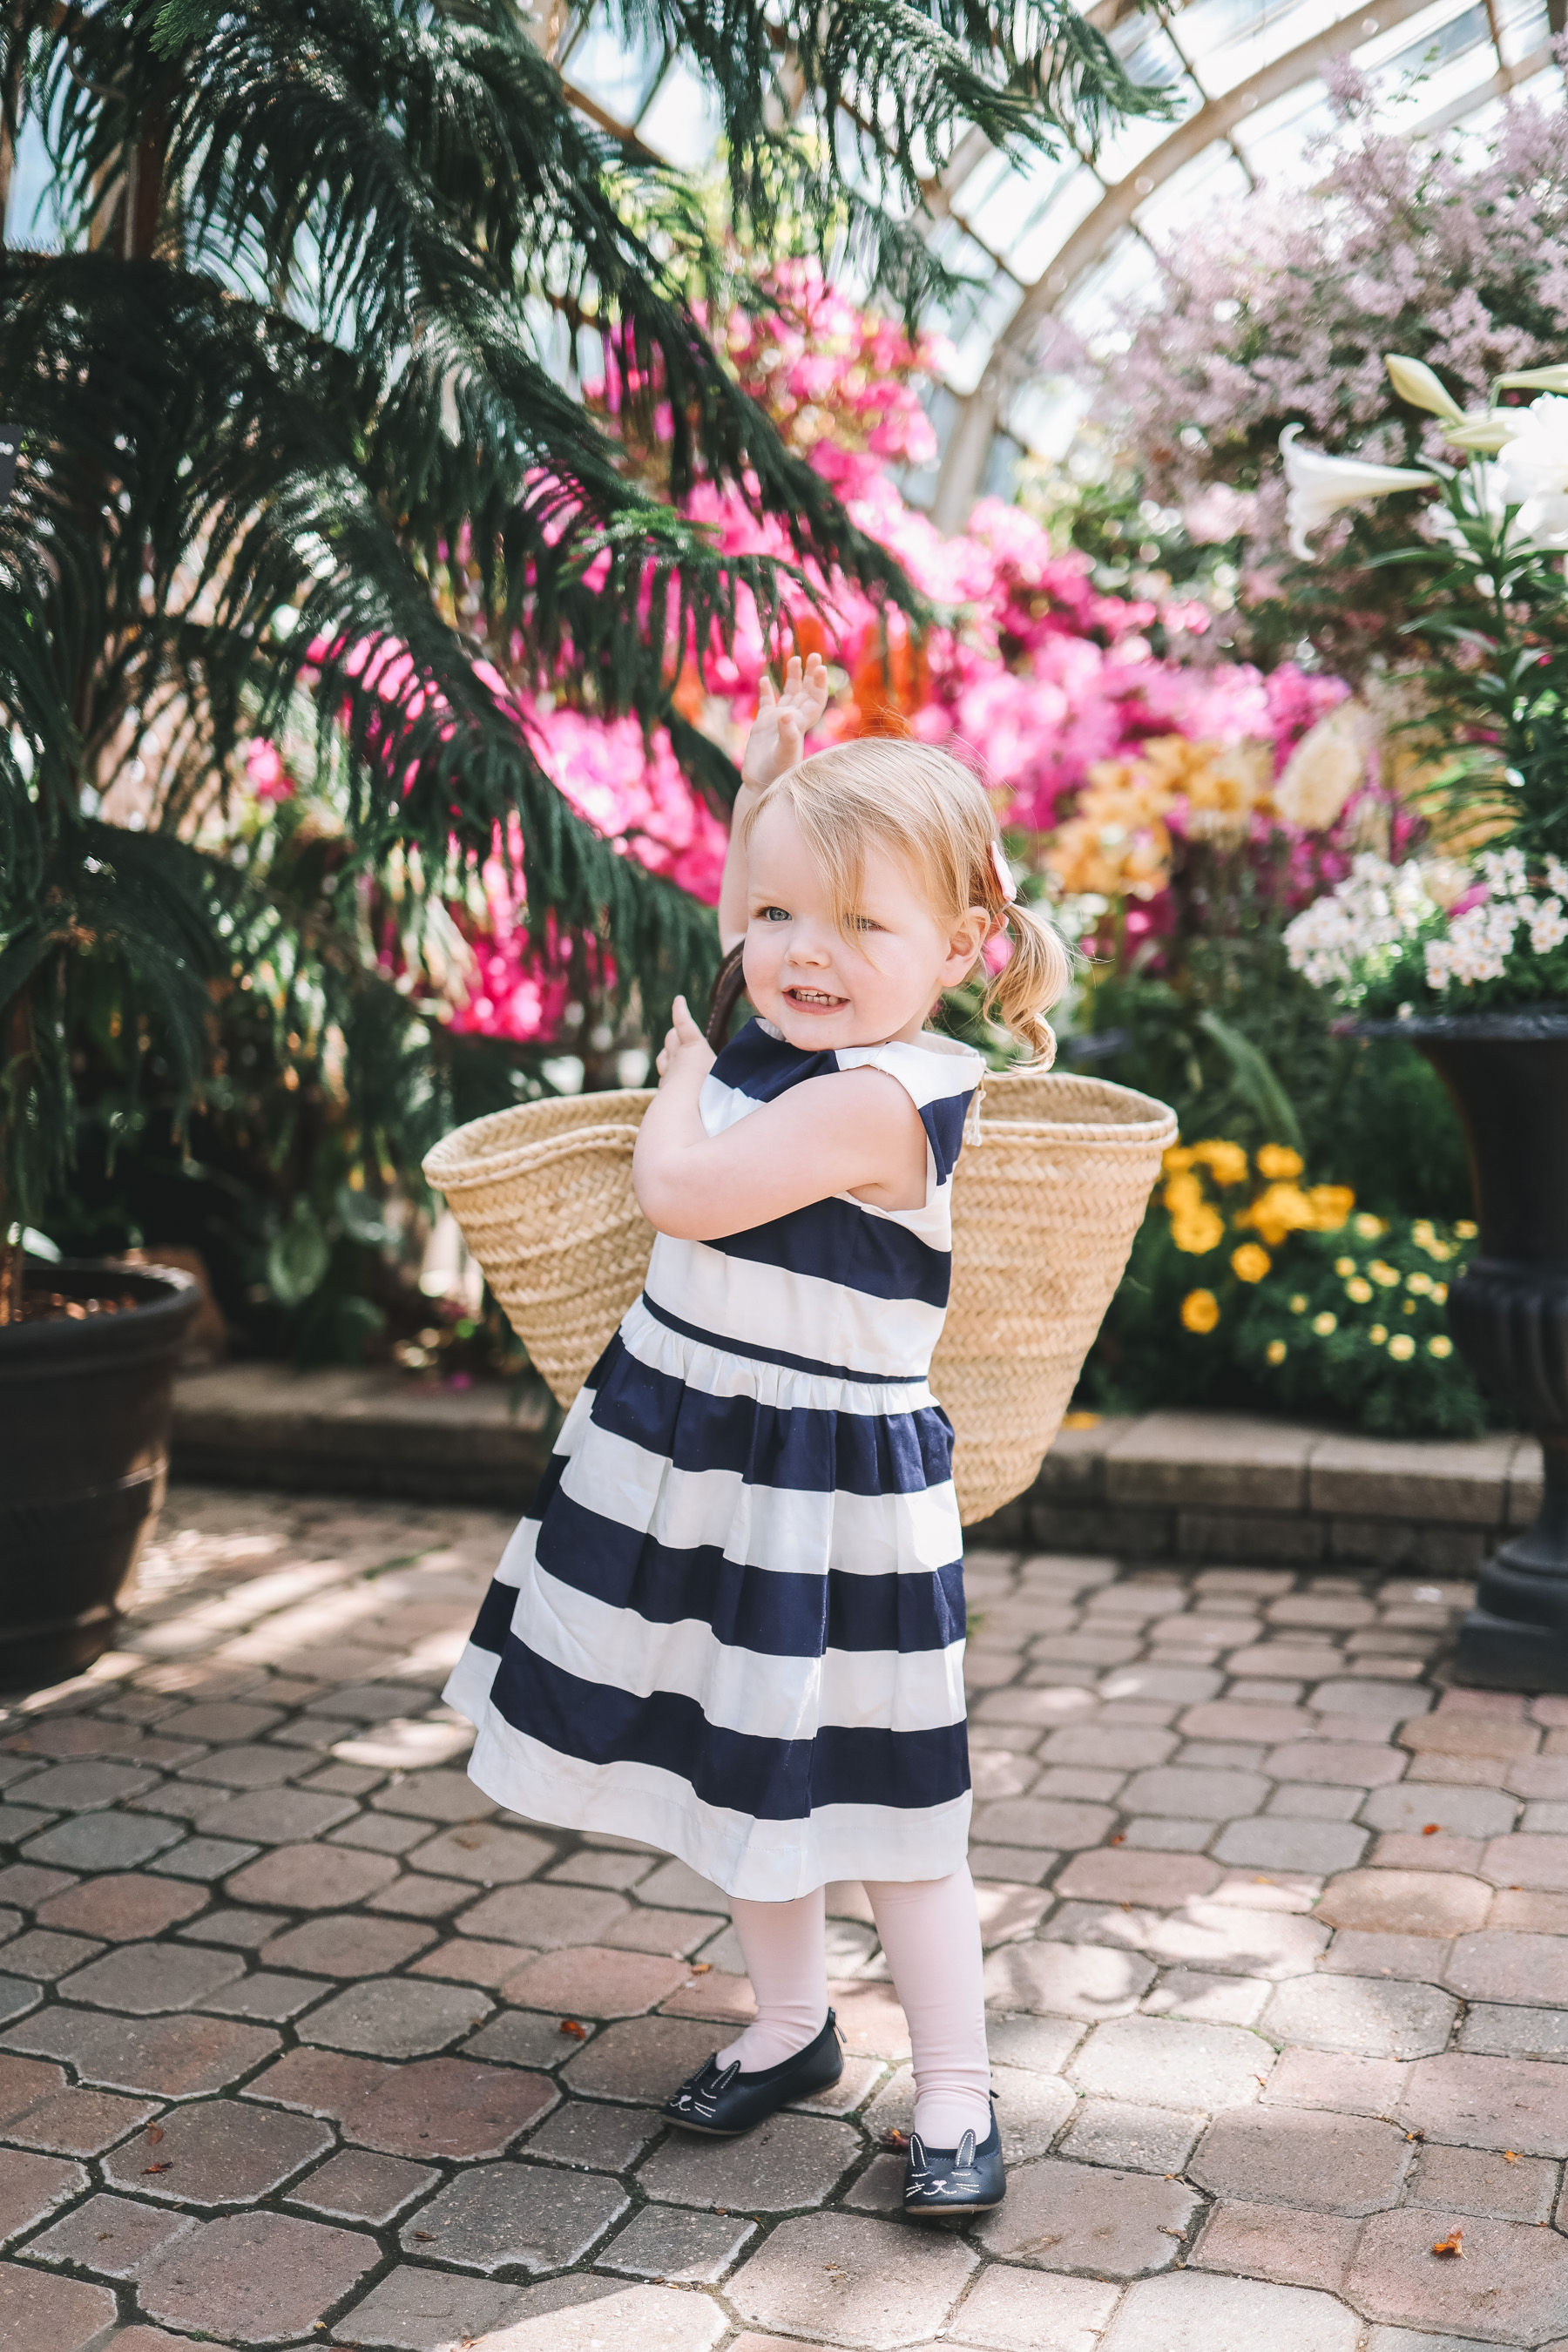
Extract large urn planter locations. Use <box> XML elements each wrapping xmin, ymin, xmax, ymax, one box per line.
<box><xmin>1363</xmin><ymin>1008</ymin><xmax>1568</xmax><ymax>1688</ymax></box>
<box><xmin>0</xmin><ymin>1260</ymin><xmax>199</xmax><ymax>1691</ymax></box>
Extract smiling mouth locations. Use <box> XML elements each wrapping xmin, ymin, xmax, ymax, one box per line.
<box><xmin>784</xmin><ymin>986</ymin><xmax>848</xmax><ymax>1009</ymax></box>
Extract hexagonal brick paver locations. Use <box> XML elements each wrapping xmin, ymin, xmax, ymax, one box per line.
<box><xmin>942</xmin><ymin>2264</ymin><xmax>1120</xmax><ymax>2351</ymax></box>
<box><xmin>1446</xmin><ymin>1930</ymin><xmax>1568</xmax><ymax>2008</ymax></box>
<box><xmin>1060</xmin><ymin>2099</ymin><xmax>1202</xmax><ymax>2175</ymax></box>
<box><xmin>1399</xmin><ymin>2052</ymin><xmax>1568</xmax><ymax>2157</ymax></box>
<box><xmin>406</xmin><ymin>1820</ymin><xmax>556</xmax><ymax>1882</ymax></box>
<box><xmin>561</xmin><ymin>2017</ymin><xmax>726</xmax><ymax>2105</ymax></box>
<box><xmin>1317</xmin><ymin>1870</ymin><xmax>1491</xmax><ymax>1937</ymax></box>
<box><xmin>0</xmin><ymin>2050</ymin><xmax>64</xmax><ymax>2123</ymax></box>
<box><xmin>4</xmin><ymin>2007</ymin><xmax>277</xmax><ymax>2099</ymax></box>
<box><xmin>599</xmin><ymin>2203</ymin><xmax>754</xmax><ymax>2283</ymax></box>
<box><xmin>729</xmin><ymin>2210</ymin><xmax>977</xmax><ymax>2349</ymax></box>
<box><xmin>1348</xmin><ymin>2207</ymin><xmax>1568</xmax><ymax>2343</ymax></box>
<box><xmin>102</xmin><ymin>2099</ymin><xmax>333</xmax><ymax>2206</ymax></box>
<box><xmin>402</xmin><ymin>2160</ymin><xmax>628</xmax><ymax>2271</ymax></box>
<box><xmin>639</xmin><ymin>2111</ymin><xmax>860</xmax><ymax>2211</ymax></box>
<box><xmin>1261</xmin><ymin>1976</ymin><xmax>1457</xmax><ymax>2061</ymax></box>
<box><xmin>36</xmin><ymin>1872</ymin><xmax>207</xmax><ymax>1940</ymax></box>
<box><xmin>24</xmin><ymin>1809</ymin><xmax>184</xmax><ymax>1872</ymax></box>
<box><xmin>864</xmin><ymin>2062</ymin><xmax>1073</xmax><ymax>2163</ymax></box>
<box><xmin>138</xmin><ymin>2207</ymin><xmax>376</xmax><ymax>2343</ymax></box>
<box><xmin>1190</xmin><ymin>2200</ymin><xmax>1361</xmax><ymax>2293</ymax></box>
<box><xmin>1069</xmin><ymin>2015</ymin><xmax>1272</xmax><ymax>2109</ymax></box>
<box><xmin>503</xmin><ymin>1946</ymin><xmax>690</xmax><ymax>2017</ymax></box>
<box><xmin>983</xmin><ymin>1939</ymin><xmax>1156</xmax><ymax>2019</ymax></box>
<box><xmin>289</xmin><ymin>2147</ymin><xmax>438</xmax><ymax>2225</ymax></box>
<box><xmin>22</xmin><ymin>2189</ymin><xmax>193</xmax><ymax>2277</ymax></box>
<box><xmin>298</xmin><ymin>1976</ymin><xmax>493</xmax><ymax>2057</ymax></box>
<box><xmin>4</xmin><ymin>2083</ymin><xmax>159</xmax><ymax>2156</ymax></box>
<box><xmin>260</xmin><ymin>1913</ymin><xmax>436</xmax><ymax>1977</ymax></box>
<box><xmin>249</xmin><ymin>2048</ymin><xmax>558</xmax><ymax>2158</ymax></box>
<box><xmin>975</xmin><ymin>2158</ymin><xmax>1199</xmax><ymax>2276</ymax></box>
<box><xmin>1408</xmin><ymin>2139</ymin><xmax>1557</xmax><ymax>2223</ymax></box>
<box><xmin>459</xmin><ymin>1882</ymin><xmax>631</xmax><ymax>1949</ymax></box>
<box><xmin>199</xmin><ymin>1791</ymin><xmax>362</xmax><ymax>1848</ymax></box>
<box><xmin>58</xmin><ymin>1937</ymin><xmax>246</xmax><ymax>2014</ymax></box>
<box><xmin>226</xmin><ymin>1842</ymin><xmax>398</xmax><ymax>1909</ymax></box>
<box><xmin>1052</xmin><ymin>1849</ymin><xmax>1222</xmax><ymax>1905</ymax></box>
<box><xmin>524</xmin><ymin>2100</ymin><xmax>660</xmax><ymax>2173</ymax></box>
<box><xmin>10</xmin><ymin>1760</ymin><xmax>160</xmax><ymax>1811</ymax></box>
<box><xmin>0</xmin><ymin>2261</ymin><xmax>118</xmax><ymax>2351</ymax></box>
<box><xmin>0</xmin><ymin>2146</ymin><xmax>86</xmax><ymax>2242</ymax></box>
<box><xmin>1188</xmin><ymin>2105</ymin><xmax>1412</xmax><ymax>2214</ymax></box>
<box><xmin>1100</xmin><ymin>2270</ymin><xmax>1362</xmax><ymax>2352</ymax></box>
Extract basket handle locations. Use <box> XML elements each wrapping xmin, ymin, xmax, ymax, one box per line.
<box><xmin>705</xmin><ymin>943</ymin><xmax>748</xmax><ymax>1050</ymax></box>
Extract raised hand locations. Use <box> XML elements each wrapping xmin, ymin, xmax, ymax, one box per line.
<box><xmin>655</xmin><ymin>994</ymin><xmax>715</xmax><ymax>1085</ymax></box>
<box><xmin>741</xmin><ymin>652</ymin><xmax>831</xmax><ymax>793</ymax></box>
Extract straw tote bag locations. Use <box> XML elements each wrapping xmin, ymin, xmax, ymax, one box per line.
<box><xmin>422</xmin><ymin>954</ymin><xmax>1174</xmax><ymax>1524</ymax></box>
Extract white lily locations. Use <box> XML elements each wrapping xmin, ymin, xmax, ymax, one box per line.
<box><xmin>1443</xmin><ymin>412</ymin><xmax>1518</xmax><ymax>456</ymax></box>
<box><xmin>1384</xmin><ymin>355</ymin><xmax>1464</xmax><ymax>422</ymax></box>
<box><xmin>1280</xmin><ymin>424</ymin><xmax>1439</xmax><ymax>562</ymax></box>
<box><xmin>1496</xmin><ymin>366</ymin><xmax>1568</xmax><ymax>396</ymax></box>
<box><xmin>1493</xmin><ymin>394</ymin><xmax>1568</xmax><ymax>549</ymax></box>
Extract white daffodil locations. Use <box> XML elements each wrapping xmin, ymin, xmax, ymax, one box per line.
<box><xmin>1280</xmin><ymin>424</ymin><xmax>1439</xmax><ymax>562</ymax></box>
<box><xmin>1385</xmin><ymin>355</ymin><xmax>1464</xmax><ymax>422</ymax></box>
<box><xmin>1493</xmin><ymin>395</ymin><xmax>1568</xmax><ymax>548</ymax></box>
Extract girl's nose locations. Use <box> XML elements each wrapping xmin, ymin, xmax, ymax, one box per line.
<box><xmin>786</xmin><ymin>924</ymin><xmax>835</xmax><ymax>967</ymax></box>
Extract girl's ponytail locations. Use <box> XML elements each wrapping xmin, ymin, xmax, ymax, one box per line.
<box><xmin>981</xmin><ymin>898</ymin><xmax>1074</xmax><ymax>1067</ymax></box>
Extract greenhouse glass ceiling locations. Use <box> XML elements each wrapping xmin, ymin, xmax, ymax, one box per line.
<box><xmin>3</xmin><ymin>0</ymin><xmax>1560</xmax><ymax>521</ymax></box>
<box><xmin>556</xmin><ymin>0</ymin><xmax>1567</xmax><ymax>522</ymax></box>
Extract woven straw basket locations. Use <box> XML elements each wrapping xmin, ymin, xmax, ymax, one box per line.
<box><xmin>422</xmin><ymin>1068</ymin><xmax>1173</xmax><ymax>1525</ymax></box>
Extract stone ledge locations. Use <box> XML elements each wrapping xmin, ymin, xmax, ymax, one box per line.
<box><xmin>171</xmin><ymin>1366</ymin><xmax>1541</xmax><ymax>1571</ymax></box>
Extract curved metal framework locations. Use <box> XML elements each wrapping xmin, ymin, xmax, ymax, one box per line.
<box><xmin>545</xmin><ymin>0</ymin><xmax>1566</xmax><ymax>524</ymax></box>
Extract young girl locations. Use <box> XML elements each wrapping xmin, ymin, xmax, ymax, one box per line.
<box><xmin>444</xmin><ymin>654</ymin><xmax>1069</xmax><ymax>2219</ymax></box>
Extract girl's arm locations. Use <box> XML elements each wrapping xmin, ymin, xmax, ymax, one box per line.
<box><xmin>632</xmin><ymin>997</ymin><xmax>928</xmax><ymax>1240</ymax></box>
<box><xmin>718</xmin><ymin>652</ymin><xmax>831</xmax><ymax>951</ymax></box>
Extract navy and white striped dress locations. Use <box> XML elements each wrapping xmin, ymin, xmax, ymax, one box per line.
<box><xmin>444</xmin><ymin>1017</ymin><xmax>986</xmax><ymax>1901</ymax></box>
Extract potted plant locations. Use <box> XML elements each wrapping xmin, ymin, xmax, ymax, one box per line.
<box><xmin>1280</xmin><ymin>356</ymin><xmax>1568</xmax><ymax>1686</ymax></box>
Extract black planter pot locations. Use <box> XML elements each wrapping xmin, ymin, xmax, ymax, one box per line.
<box><xmin>1362</xmin><ymin>1006</ymin><xmax>1568</xmax><ymax>1688</ymax></box>
<box><xmin>0</xmin><ymin>1260</ymin><xmax>199</xmax><ymax>1692</ymax></box>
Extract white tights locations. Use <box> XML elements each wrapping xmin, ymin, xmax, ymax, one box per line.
<box><xmin>717</xmin><ymin>1864</ymin><xmax>991</xmax><ymax>2148</ymax></box>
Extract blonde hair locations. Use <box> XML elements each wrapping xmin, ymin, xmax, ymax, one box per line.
<box><xmin>742</xmin><ymin>738</ymin><xmax>1072</xmax><ymax>1064</ymax></box>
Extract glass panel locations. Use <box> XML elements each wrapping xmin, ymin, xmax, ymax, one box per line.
<box><xmin>1058</xmin><ymin>229</ymin><xmax>1164</xmax><ymax>356</ymax></box>
<box><xmin>1173</xmin><ymin>0</ymin><xmax>1334</xmax><ymax>99</ymax></box>
<box><xmin>1492</xmin><ymin>0</ymin><xmax>1550</xmax><ymax>66</ymax></box>
<box><xmin>1352</xmin><ymin>0</ymin><xmax>1482</xmax><ymax>78</ymax></box>
<box><xmin>1231</xmin><ymin>75</ymin><xmax>1337</xmax><ymax>182</ymax></box>
<box><xmin>1091</xmin><ymin>24</ymin><xmax>1201</xmax><ymax>183</ymax></box>
<box><xmin>1132</xmin><ymin>139</ymin><xmax>1252</xmax><ymax>247</ymax></box>
<box><xmin>562</xmin><ymin>10</ymin><xmax>666</xmax><ymax>123</ymax></box>
<box><xmin>636</xmin><ymin>57</ymin><xmax>725</xmax><ymax>167</ymax></box>
<box><xmin>1004</xmin><ymin>163</ymin><xmax>1105</xmax><ymax>284</ymax></box>
<box><xmin>1004</xmin><ymin>376</ymin><xmax>1094</xmax><ymax>463</ymax></box>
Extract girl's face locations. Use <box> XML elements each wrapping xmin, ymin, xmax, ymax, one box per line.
<box><xmin>742</xmin><ymin>799</ymin><xmax>989</xmax><ymax>1051</ymax></box>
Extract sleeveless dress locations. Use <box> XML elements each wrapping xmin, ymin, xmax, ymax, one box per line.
<box><xmin>443</xmin><ymin>1016</ymin><xmax>986</xmax><ymax>1901</ymax></box>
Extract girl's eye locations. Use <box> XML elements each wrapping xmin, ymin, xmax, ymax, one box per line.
<box><xmin>854</xmin><ymin>916</ymin><xmax>881</xmax><ymax>932</ymax></box>
<box><xmin>759</xmin><ymin>906</ymin><xmax>790</xmax><ymax>923</ymax></box>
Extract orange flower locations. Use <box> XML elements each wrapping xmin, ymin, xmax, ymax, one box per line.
<box><xmin>1181</xmin><ymin>1288</ymin><xmax>1220</xmax><ymax>1334</ymax></box>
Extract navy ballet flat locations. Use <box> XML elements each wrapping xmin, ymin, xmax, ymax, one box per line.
<box><xmin>902</xmin><ymin>2104</ymin><xmax>1006</xmax><ymax>2221</ymax></box>
<box><xmin>661</xmin><ymin>2009</ymin><xmax>843</xmax><ymax>2136</ymax></box>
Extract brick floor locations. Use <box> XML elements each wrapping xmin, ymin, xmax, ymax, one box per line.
<box><xmin>3</xmin><ymin>1485</ymin><xmax>1567</xmax><ymax>2345</ymax></box>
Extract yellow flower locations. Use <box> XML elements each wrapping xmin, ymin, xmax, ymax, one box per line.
<box><xmin>1389</xmin><ymin>1333</ymin><xmax>1416</xmax><ymax>1361</ymax></box>
<box><xmin>1193</xmin><ymin>1139</ymin><xmax>1249</xmax><ymax>1186</ymax></box>
<box><xmin>1335</xmin><ymin>1257</ymin><xmax>1356</xmax><ymax>1278</ymax></box>
<box><xmin>1312</xmin><ymin>1311</ymin><xmax>1338</xmax><ymax>1336</ymax></box>
<box><xmin>1164</xmin><ymin>1171</ymin><xmax>1204</xmax><ymax>1214</ymax></box>
<box><xmin>1370</xmin><ymin>1323</ymin><xmax>1388</xmax><ymax>1345</ymax></box>
<box><xmin>1266</xmin><ymin>1338</ymin><xmax>1288</xmax><ymax>1366</ymax></box>
<box><xmin>1433</xmin><ymin>1281</ymin><xmax>1448</xmax><ymax>1303</ymax></box>
<box><xmin>1232</xmin><ymin>1243</ymin><xmax>1272</xmax><ymax>1283</ymax></box>
<box><xmin>1407</xmin><ymin>1271</ymin><xmax>1433</xmax><ymax>1296</ymax></box>
<box><xmin>1244</xmin><ymin>1183</ymin><xmax>1316</xmax><ymax>1248</ymax></box>
<box><xmin>1429</xmin><ymin>1334</ymin><xmax>1454</xmax><ymax>1358</ymax></box>
<box><xmin>1307</xmin><ymin>1185</ymin><xmax>1355</xmax><ymax>1231</ymax></box>
<box><xmin>1412</xmin><ymin>1220</ymin><xmax>1454</xmax><ymax>1262</ymax></box>
<box><xmin>1346</xmin><ymin>1276</ymin><xmax>1374</xmax><ymax>1304</ymax></box>
<box><xmin>1172</xmin><ymin>1206</ymin><xmax>1226</xmax><ymax>1254</ymax></box>
<box><xmin>1256</xmin><ymin>1143</ymin><xmax>1304</xmax><ymax>1179</ymax></box>
<box><xmin>1368</xmin><ymin>1260</ymin><xmax>1402</xmax><ymax>1288</ymax></box>
<box><xmin>1403</xmin><ymin>1298</ymin><xmax>1417</xmax><ymax>1315</ymax></box>
<box><xmin>1181</xmin><ymin>1288</ymin><xmax>1221</xmax><ymax>1334</ymax></box>
<box><xmin>1354</xmin><ymin>1212</ymin><xmax>1387</xmax><ymax>1240</ymax></box>
<box><xmin>1289</xmin><ymin>1294</ymin><xmax>1308</xmax><ymax>1314</ymax></box>
<box><xmin>1455</xmin><ymin>1220</ymin><xmax>1477</xmax><ymax>1240</ymax></box>
<box><xmin>1163</xmin><ymin>1144</ymin><xmax>1197</xmax><ymax>1175</ymax></box>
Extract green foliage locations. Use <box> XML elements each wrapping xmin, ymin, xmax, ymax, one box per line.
<box><xmin>1083</xmin><ymin>1146</ymin><xmax>1487</xmax><ymax>1438</ymax></box>
<box><xmin>2</xmin><ymin>0</ymin><xmax>1161</xmax><ymax>1294</ymax></box>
